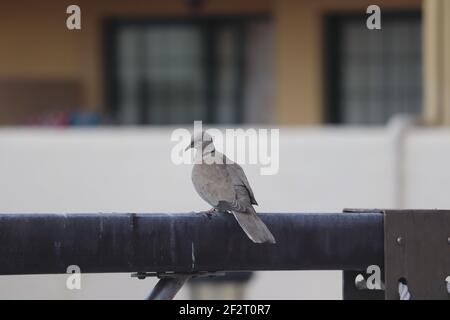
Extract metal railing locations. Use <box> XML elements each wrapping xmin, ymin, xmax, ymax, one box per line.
<box><xmin>0</xmin><ymin>210</ymin><xmax>448</xmax><ymax>300</ymax></box>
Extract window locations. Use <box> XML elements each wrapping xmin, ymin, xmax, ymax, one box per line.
<box><xmin>105</xmin><ymin>17</ymin><xmax>272</xmax><ymax>125</ymax></box>
<box><xmin>326</xmin><ymin>12</ymin><xmax>422</xmax><ymax>124</ymax></box>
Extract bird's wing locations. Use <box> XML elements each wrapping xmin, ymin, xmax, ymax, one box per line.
<box><xmin>212</xmin><ymin>156</ymin><xmax>276</xmax><ymax>244</ymax></box>
<box><xmin>227</xmin><ymin>162</ymin><xmax>258</xmax><ymax>206</ymax></box>
<box><xmin>192</xmin><ymin>161</ymin><xmax>236</xmax><ymax>207</ymax></box>
<box><xmin>217</xmin><ymin>184</ymin><xmax>252</xmax><ymax>212</ymax></box>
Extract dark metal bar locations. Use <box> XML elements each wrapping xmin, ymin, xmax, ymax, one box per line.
<box><xmin>0</xmin><ymin>212</ymin><xmax>383</xmax><ymax>275</ymax></box>
<box><xmin>147</xmin><ymin>276</ymin><xmax>191</xmax><ymax>300</ymax></box>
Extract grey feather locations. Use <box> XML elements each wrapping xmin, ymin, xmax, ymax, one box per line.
<box><xmin>190</xmin><ymin>142</ymin><xmax>276</xmax><ymax>244</ymax></box>
<box><xmin>217</xmin><ymin>200</ymin><xmax>275</xmax><ymax>243</ymax></box>
<box><xmin>227</xmin><ymin>163</ymin><xmax>258</xmax><ymax>205</ymax></box>
<box><xmin>231</xmin><ymin>207</ymin><xmax>276</xmax><ymax>244</ymax></box>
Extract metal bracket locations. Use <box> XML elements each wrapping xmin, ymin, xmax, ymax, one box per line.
<box><xmin>384</xmin><ymin>210</ymin><xmax>450</xmax><ymax>300</ymax></box>
<box><xmin>131</xmin><ymin>271</ymin><xmax>226</xmax><ymax>300</ymax></box>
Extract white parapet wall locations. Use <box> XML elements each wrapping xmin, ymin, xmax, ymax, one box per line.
<box><xmin>0</xmin><ymin>125</ymin><xmax>449</xmax><ymax>299</ymax></box>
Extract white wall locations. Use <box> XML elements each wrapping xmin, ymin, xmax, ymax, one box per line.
<box><xmin>0</xmin><ymin>125</ymin><xmax>448</xmax><ymax>299</ymax></box>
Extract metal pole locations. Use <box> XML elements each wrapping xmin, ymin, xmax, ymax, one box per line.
<box><xmin>0</xmin><ymin>212</ymin><xmax>383</xmax><ymax>275</ymax></box>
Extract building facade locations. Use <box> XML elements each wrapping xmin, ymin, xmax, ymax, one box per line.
<box><xmin>1</xmin><ymin>0</ymin><xmax>448</xmax><ymax>126</ymax></box>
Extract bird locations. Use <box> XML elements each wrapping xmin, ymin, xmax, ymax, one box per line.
<box><xmin>185</xmin><ymin>131</ymin><xmax>276</xmax><ymax>244</ymax></box>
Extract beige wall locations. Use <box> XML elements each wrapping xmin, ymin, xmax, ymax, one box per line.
<box><xmin>0</xmin><ymin>0</ymin><xmax>271</xmax><ymax>116</ymax></box>
<box><xmin>0</xmin><ymin>1</ymin><xmax>83</xmax><ymax>79</ymax></box>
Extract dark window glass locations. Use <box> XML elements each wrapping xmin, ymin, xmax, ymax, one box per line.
<box><xmin>106</xmin><ymin>18</ymin><xmax>271</xmax><ymax>125</ymax></box>
<box><xmin>326</xmin><ymin>13</ymin><xmax>422</xmax><ymax>124</ymax></box>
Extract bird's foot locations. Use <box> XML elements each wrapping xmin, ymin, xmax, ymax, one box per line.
<box><xmin>198</xmin><ymin>208</ymin><xmax>217</xmax><ymax>219</ymax></box>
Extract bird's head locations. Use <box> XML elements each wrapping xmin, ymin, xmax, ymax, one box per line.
<box><xmin>185</xmin><ymin>131</ymin><xmax>214</xmax><ymax>152</ymax></box>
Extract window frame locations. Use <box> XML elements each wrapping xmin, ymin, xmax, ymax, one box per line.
<box><xmin>324</xmin><ymin>10</ymin><xmax>422</xmax><ymax>124</ymax></box>
<box><xmin>103</xmin><ymin>15</ymin><xmax>269</xmax><ymax>125</ymax></box>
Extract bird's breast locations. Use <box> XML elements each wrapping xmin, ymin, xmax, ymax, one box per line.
<box><xmin>191</xmin><ymin>163</ymin><xmax>235</xmax><ymax>207</ymax></box>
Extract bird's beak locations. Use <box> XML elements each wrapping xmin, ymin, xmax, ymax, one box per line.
<box><xmin>185</xmin><ymin>141</ymin><xmax>194</xmax><ymax>151</ymax></box>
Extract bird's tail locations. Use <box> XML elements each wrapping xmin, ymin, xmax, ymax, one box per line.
<box><xmin>231</xmin><ymin>207</ymin><xmax>276</xmax><ymax>244</ymax></box>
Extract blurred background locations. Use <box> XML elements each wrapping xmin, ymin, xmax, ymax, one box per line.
<box><xmin>0</xmin><ymin>0</ymin><xmax>449</xmax><ymax>299</ymax></box>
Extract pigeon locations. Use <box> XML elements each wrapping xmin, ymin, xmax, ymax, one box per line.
<box><xmin>185</xmin><ymin>131</ymin><xmax>276</xmax><ymax>244</ymax></box>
